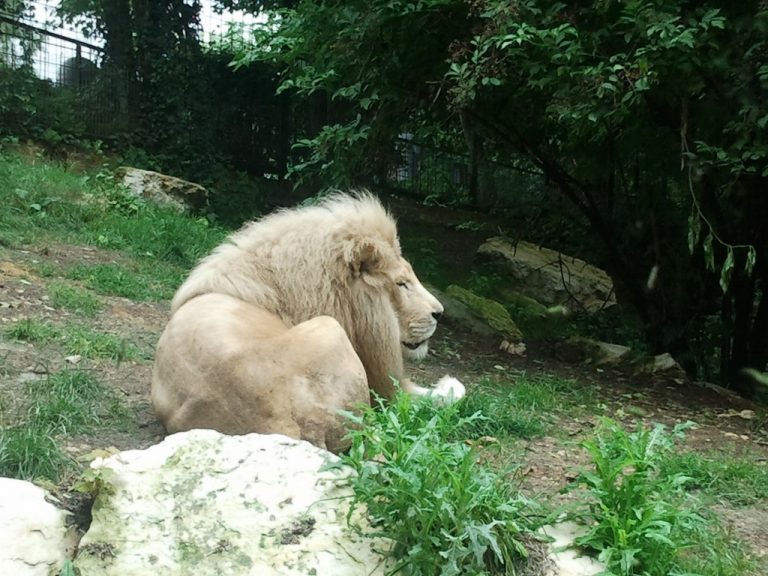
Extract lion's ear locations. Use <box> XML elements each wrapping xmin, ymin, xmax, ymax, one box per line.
<box><xmin>345</xmin><ymin>238</ymin><xmax>385</xmax><ymax>280</ymax></box>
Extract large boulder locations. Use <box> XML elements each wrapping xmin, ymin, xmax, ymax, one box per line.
<box><xmin>116</xmin><ymin>167</ymin><xmax>208</xmax><ymax>213</ymax></box>
<box><xmin>74</xmin><ymin>429</ymin><xmax>394</xmax><ymax>575</ymax></box>
<box><xmin>478</xmin><ymin>238</ymin><xmax>616</xmax><ymax>313</ymax></box>
<box><xmin>0</xmin><ymin>478</ymin><xmax>77</xmax><ymax>576</ymax></box>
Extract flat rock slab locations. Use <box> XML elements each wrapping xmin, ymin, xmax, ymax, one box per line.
<box><xmin>478</xmin><ymin>238</ymin><xmax>616</xmax><ymax>313</ymax></box>
<box><xmin>117</xmin><ymin>166</ymin><xmax>208</xmax><ymax>213</ymax></box>
<box><xmin>74</xmin><ymin>429</ymin><xmax>394</xmax><ymax>576</ymax></box>
<box><xmin>0</xmin><ymin>477</ymin><xmax>77</xmax><ymax>576</ymax></box>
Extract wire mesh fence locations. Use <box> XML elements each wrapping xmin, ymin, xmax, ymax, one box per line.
<box><xmin>1</xmin><ymin>13</ymin><xmax>133</xmax><ymax>139</ymax></box>
<box><xmin>384</xmin><ymin>137</ymin><xmax>546</xmax><ymax>210</ymax></box>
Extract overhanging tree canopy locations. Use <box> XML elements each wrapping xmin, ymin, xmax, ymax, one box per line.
<box><xmin>234</xmin><ymin>0</ymin><xmax>767</xmax><ymax>396</ymax></box>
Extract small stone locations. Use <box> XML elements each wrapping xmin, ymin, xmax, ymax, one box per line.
<box><xmin>65</xmin><ymin>355</ymin><xmax>82</xmax><ymax>365</ymax></box>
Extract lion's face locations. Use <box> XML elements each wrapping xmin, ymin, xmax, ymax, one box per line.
<box><xmin>388</xmin><ymin>258</ymin><xmax>444</xmax><ymax>361</ymax></box>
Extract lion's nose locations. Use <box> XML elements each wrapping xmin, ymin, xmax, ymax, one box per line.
<box><xmin>432</xmin><ymin>310</ymin><xmax>443</xmax><ymax>321</ymax></box>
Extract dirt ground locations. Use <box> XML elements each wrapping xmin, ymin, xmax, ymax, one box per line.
<box><xmin>2</xmin><ymin>239</ymin><xmax>768</xmax><ymax>567</ymax></box>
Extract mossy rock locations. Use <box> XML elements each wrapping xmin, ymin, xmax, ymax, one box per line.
<box><xmin>495</xmin><ymin>287</ymin><xmax>569</xmax><ymax>340</ymax></box>
<box><xmin>495</xmin><ymin>288</ymin><xmax>549</xmax><ymax>320</ymax></box>
<box><xmin>446</xmin><ymin>285</ymin><xmax>523</xmax><ymax>341</ymax></box>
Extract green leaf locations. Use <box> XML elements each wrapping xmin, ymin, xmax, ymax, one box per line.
<box><xmin>703</xmin><ymin>234</ymin><xmax>715</xmax><ymax>271</ymax></box>
<box><xmin>745</xmin><ymin>246</ymin><xmax>757</xmax><ymax>276</ymax></box>
<box><xmin>719</xmin><ymin>248</ymin><xmax>734</xmax><ymax>293</ymax></box>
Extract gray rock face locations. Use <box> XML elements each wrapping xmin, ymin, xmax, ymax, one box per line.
<box><xmin>0</xmin><ymin>478</ymin><xmax>77</xmax><ymax>576</ymax></box>
<box><xmin>74</xmin><ymin>429</ymin><xmax>394</xmax><ymax>576</ymax></box>
<box><xmin>478</xmin><ymin>238</ymin><xmax>616</xmax><ymax>313</ymax></box>
<box><xmin>116</xmin><ymin>167</ymin><xmax>208</xmax><ymax>213</ymax></box>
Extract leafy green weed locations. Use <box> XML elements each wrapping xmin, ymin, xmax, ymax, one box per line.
<box><xmin>341</xmin><ymin>391</ymin><xmax>539</xmax><ymax>575</ymax></box>
<box><xmin>569</xmin><ymin>418</ymin><xmax>758</xmax><ymax>575</ymax></box>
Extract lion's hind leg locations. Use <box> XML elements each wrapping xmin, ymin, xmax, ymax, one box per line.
<box><xmin>152</xmin><ymin>294</ymin><xmax>369</xmax><ymax>453</ymax></box>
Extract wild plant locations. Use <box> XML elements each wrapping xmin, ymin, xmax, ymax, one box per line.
<box><xmin>341</xmin><ymin>391</ymin><xmax>539</xmax><ymax>576</ymax></box>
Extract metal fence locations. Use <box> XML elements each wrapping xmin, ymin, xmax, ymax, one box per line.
<box><xmin>384</xmin><ymin>137</ymin><xmax>546</xmax><ymax>210</ymax></box>
<box><xmin>1</xmin><ymin>14</ymin><xmax>132</xmax><ymax>138</ymax></box>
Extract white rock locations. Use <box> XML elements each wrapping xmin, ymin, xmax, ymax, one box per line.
<box><xmin>74</xmin><ymin>429</ymin><xmax>394</xmax><ymax>575</ymax></box>
<box><xmin>540</xmin><ymin>522</ymin><xmax>604</xmax><ymax>576</ymax></box>
<box><xmin>0</xmin><ymin>478</ymin><xmax>77</xmax><ymax>576</ymax></box>
<box><xmin>642</xmin><ymin>352</ymin><xmax>688</xmax><ymax>380</ymax></box>
<box><xmin>117</xmin><ymin>166</ymin><xmax>208</xmax><ymax>213</ymax></box>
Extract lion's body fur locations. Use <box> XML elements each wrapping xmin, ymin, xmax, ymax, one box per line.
<box><xmin>152</xmin><ymin>192</ymin><xmax>461</xmax><ymax>452</ymax></box>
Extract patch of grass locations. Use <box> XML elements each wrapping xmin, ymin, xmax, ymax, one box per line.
<box><xmin>35</xmin><ymin>261</ymin><xmax>63</xmax><ymax>278</ymax></box>
<box><xmin>66</xmin><ymin>261</ymin><xmax>182</xmax><ymax>301</ymax></box>
<box><xmin>568</xmin><ymin>418</ymin><xmax>758</xmax><ymax>576</ymax></box>
<box><xmin>60</xmin><ymin>324</ymin><xmax>138</xmax><ymax>361</ymax></box>
<box><xmin>0</xmin><ymin>369</ymin><xmax>130</xmax><ymax>481</ymax></box>
<box><xmin>48</xmin><ymin>281</ymin><xmax>102</xmax><ymax>316</ymax></box>
<box><xmin>456</xmin><ymin>373</ymin><xmax>595</xmax><ymax>440</ymax></box>
<box><xmin>7</xmin><ymin>318</ymin><xmax>137</xmax><ymax>360</ymax></box>
<box><xmin>662</xmin><ymin>450</ymin><xmax>768</xmax><ymax>506</ymax></box>
<box><xmin>457</xmin><ymin>387</ymin><xmax>546</xmax><ymax>439</ymax></box>
<box><xmin>341</xmin><ymin>391</ymin><xmax>539</xmax><ymax>575</ymax></box>
<box><xmin>26</xmin><ymin>370</ymin><xmax>104</xmax><ymax>434</ymax></box>
<box><xmin>6</xmin><ymin>318</ymin><xmax>60</xmax><ymax>343</ymax></box>
<box><xmin>0</xmin><ymin>153</ymin><xmax>226</xmax><ymax>269</ymax></box>
<box><xmin>0</xmin><ymin>423</ymin><xmax>71</xmax><ymax>481</ymax></box>
<box><xmin>504</xmin><ymin>373</ymin><xmax>595</xmax><ymax>411</ymax></box>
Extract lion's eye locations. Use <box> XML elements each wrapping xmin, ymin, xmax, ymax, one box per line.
<box><xmin>397</xmin><ymin>281</ymin><xmax>409</xmax><ymax>289</ymax></box>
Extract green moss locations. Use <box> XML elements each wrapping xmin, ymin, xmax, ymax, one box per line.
<box><xmin>446</xmin><ymin>285</ymin><xmax>523</xmax><ymax>341</ymax></box>
<box><xmin>496</xmin><ymin>288</ymin><xmax>549</xmax><ymax>319</ymax></box>
<box><xmin>496</xmin><ymin>287</ymin><xmax>570</xmax><ymax>339</ymax></box>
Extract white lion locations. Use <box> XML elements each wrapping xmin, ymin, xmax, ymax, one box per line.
<box><xmin>151</xmin><ymin>192</ymin><xmax>465</xmax><ymax>452</ymax></box>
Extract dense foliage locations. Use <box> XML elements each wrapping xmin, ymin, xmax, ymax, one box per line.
<box><xmin>233</xmin><ymin>0</ymin><xmax>768</xmax><ymax>396</ymax></box>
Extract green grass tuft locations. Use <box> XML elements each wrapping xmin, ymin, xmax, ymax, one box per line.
<box><xmin>0</xmin><ymin>369</ymin><xmax>130</xmax><ymax>481</ymax></box>
<box><xmin>456</xmin><ymin>387</ymin><xmax>546</xmax><ymax>439</ymax></box>
<box><xmin>455</xmin><ymin>373</ymin><xmax>595</xmax><ymax>440</ymax></box>
<box><xmin>48</xmin><ymin>281</ymin><xmax>103</xmax><ymax>316</ymax></box>
<box><xmin>26</xmin><ymin>370</ymin><xmax>104</xmax><ymax>435</ymax></box>
<box><xmin>6</xmin><ymin>318</ymin><xmax>60</xmax><ymax>343</ymax></box>
<box><xmin>662</xmin><ymin>450</ymin><xmax>768</xmax><ymax>507</ymax></box>
<box><xmin>60</xmin><ymin>324</ymin><xmax>138</xmax><ymax>361</ymax></box>
<box><xmin>0</xmin><ymin>423</ymin><xmax>71</xmax><ymax>481</ymax></box>
<box><xmin>7</xmin><ymin>318</ymin><xmax>138</xmax><ymax>360</ymax></box>
<box><xmin>66</xmin><ymin>262</ymin><xmax>182</xmax><ymax>301</ymax></box>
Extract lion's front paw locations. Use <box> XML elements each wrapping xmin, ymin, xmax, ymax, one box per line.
<box><xmin>432</xmin><ymin>375</ymin><xmax>466</xmax><ymax>404</ymax></box>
